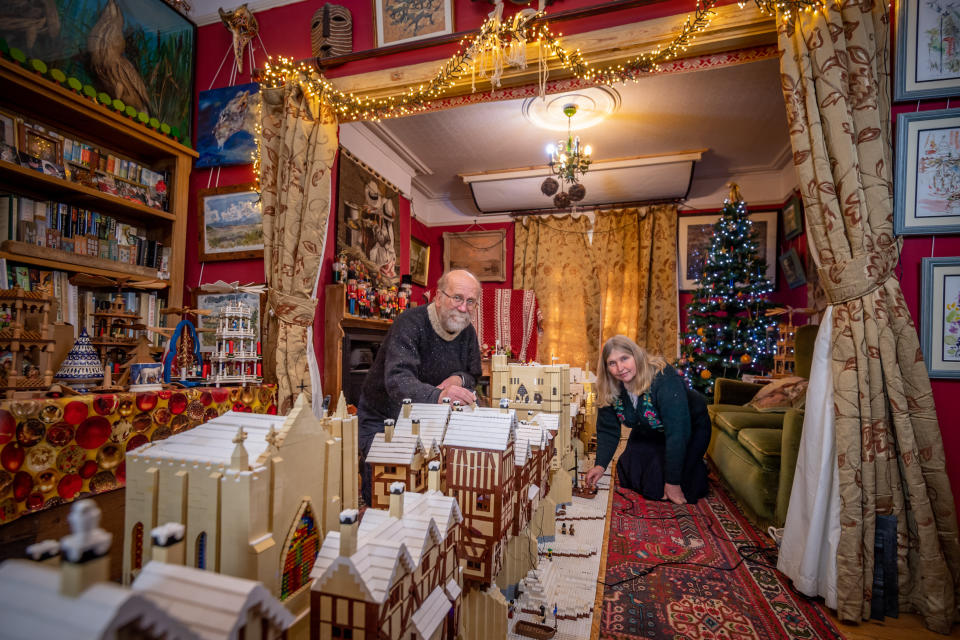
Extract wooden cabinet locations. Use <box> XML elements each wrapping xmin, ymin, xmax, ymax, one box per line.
<box><xmin>324</xmin><ymin>284</ymin><xmax>392</xmax><ymax>406</ymax></box>
<box><xmin>0</xmin><ymin>58</ymin><xmax>195</xmax><ymax>305</ymax></box>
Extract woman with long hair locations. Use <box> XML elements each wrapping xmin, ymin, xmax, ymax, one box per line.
<box><xmin>584</xmin><ymin>335</ymin><xmax>710</xmax><ymax>504</ymax></box>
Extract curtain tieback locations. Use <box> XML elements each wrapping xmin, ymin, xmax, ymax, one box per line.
<box><xmin>818</xmin><ymin>241</ymin><xmax>901</xmax><ymax>305</ymax></box>
<box><xmin>268</xmin><ymin>290</ymin><xmax>318</xmax><ymax>327</ymax></box>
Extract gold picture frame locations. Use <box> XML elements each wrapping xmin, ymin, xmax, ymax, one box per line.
<box><xmin>17</xmin><ymin>124</ymin><xmax>62</xmax><ymax>165</ymax></box>
<box><xmin>374</xmin><ymin>0</ymin><xmax>453</xmax><ymax>47</ymax></box>
<box><xmin>197</xmin><ymin>183</ymin><xmax>264</xmax><ymax>262</ymax></box>
<box><xmin>442</xmin><ymin>229</ymin><xmax>506</xmax><ymax>282</ymax></box>
<box><xmin>409</xmin><ymin>236</ymin><xmax>430</xmax><ymax>286</ymax></box>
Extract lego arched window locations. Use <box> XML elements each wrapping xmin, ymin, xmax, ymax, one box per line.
<box><xmin>196</xmin><ymin>532</ymin><xmax>207</xmax><ymax>569</ymax></box>
<box><xmin>280</xmin><ymin>501</ymin><xmax>320</xmax><ymax>600</ymax></box>
<box><xmin>131</xmin><ymin>522</ymin><xmax>143</xmax><ymax>575</ymax></box>
<box><xmin>534</xmin><ymin>392</ymin><xmax>542</xmax><ymax>403</ymax></box>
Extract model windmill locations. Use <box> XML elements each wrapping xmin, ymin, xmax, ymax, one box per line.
<box><xmin>764</xmin><ymin>306</ymin><xmax>815</xmax><ymax>378</ymax></box>
<box><xmin>151</xmin><ymin>305</ymin><xmax>212</xmax><ymax>385</ymax></box>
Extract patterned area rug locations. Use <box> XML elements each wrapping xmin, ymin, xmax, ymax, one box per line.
<box><xmin>595</xmin><ymin>477</ymin><xmax>842</xmax><ymax>639</ymax></box>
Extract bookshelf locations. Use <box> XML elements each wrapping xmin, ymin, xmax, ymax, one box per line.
<box><xmin>0</xmin><ymin>57</ymin><xmax>196</xmax><ymax>306</ymax></box>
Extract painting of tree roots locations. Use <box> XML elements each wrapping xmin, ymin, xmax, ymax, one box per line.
<box><xmin>375</xmin><ymin>0</ymin><xmax>453</xmax><ymax>47</ymax></box>
<box><xmin>0</xmin><ymin>0</ymin><xmax>196</xmax><ymax>138</ymax></box>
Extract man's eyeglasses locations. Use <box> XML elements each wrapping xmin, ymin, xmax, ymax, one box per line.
<box><xmin>439</xmin><ymin>289</ymin><xmax>478</xmax><ymax>309</ymax></box>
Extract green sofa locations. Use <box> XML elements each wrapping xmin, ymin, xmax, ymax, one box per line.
<box><xmin>707</xmin><ymin>324</ymin><xmax>819</xmax><ymax>527</ymax></box>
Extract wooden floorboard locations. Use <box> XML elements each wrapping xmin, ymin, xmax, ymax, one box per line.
<box><xmin>826</xmin><ymin>611</ymin><xmax>955</xmax><ymax>640</ymax></box>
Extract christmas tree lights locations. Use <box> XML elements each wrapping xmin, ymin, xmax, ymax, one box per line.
<box><xmin>680</xmin><ymin>185</ymin><xmax>776</xmax><ymax>395</ymax></box>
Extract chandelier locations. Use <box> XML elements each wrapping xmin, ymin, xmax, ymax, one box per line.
<box><xmin>541</xmin><ymin>104</ymin><xmax>592</xmax><ymax>208</ymax></box>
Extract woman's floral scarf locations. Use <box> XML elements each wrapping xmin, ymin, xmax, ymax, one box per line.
<box><xmin>614</xmin><ymin>389</ymin><xmax>663</xmax><ymax>431</ymax></box>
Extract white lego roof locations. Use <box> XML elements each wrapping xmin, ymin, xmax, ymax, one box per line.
<box><xmin>397</xmin><ymin>403</ymin><xmax>452</xmax><ymax>424</ymax></box>
<box><xmin>528</xmin><ymin>484</ymin><xmax>541</xmax><ymax>501</ymax></box>
<box><xmin>442</xmin><ymin>411</ymin><xmax>515</xmax><ymax>451</ymax></box>
<box><xmin>514</xmin><ymin>422</ymin><xmax>550</xmax><ymax>467</ymax></box>
<box><xmin>410</xmin><ymin>586</ymin><xmax>452</xmax><ymax>639</ymax></box>
<box><xmin>394</xmin><ymin>405</ymin><xmax>450</xmax><ymax>454</ymax></box>
<box><xmin>366</xmin><ymin>433</ymin><xmax>423</xmax><ymax>466</ymax></box>
<box><xmin>529</xmin><ymin>412</ymin><xmax>560</xmax><ymax>432</ymax></box>
<box><xmin>0</xmin><ymin>560</ymin><xmax>200</xmax><ymax>640</ymax></box>
<box><xmin>444</xmin><ymin>578</ymin><xmax>461</xmax><ymax>601</ymax></box>
<box><xmin>132</xmin><ymin>562</ymin><xmax>294</xmax><ymax>640</ymax></box>
<box><xmin>128</xmin><ymin>411</ymin><xmax>286</xmax><ymax>467</ymax></box>
<box><xmin>311</xmin><ymin>491</ymin><xmax>461</xmax><ymax>604</ymax></box>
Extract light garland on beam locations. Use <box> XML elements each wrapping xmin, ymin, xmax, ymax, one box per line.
<box><xmin>260</xmin><ymin>0</ymin><xmax>824</xmax><ymax>122</ymax></box>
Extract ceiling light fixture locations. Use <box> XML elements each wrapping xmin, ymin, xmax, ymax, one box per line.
<box><xmin>541</xmin><ymin>104</ymin><xmax>592</xmax><ymax>208</ymax></box>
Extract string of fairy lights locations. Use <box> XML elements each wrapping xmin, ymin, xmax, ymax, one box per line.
<box><xmin>259</xmin><ymin>0</ymin><xmax>825</xmax><ymax>123</ymax></box>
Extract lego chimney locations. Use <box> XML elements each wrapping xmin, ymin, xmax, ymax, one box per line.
<box><xmin>383</xmin><ymin>419</ymin><xmax>395</xmax><ymax>443</ymax></box>
<box><xmin>427</xmin><ymin>460</ymin><xmax>441</xmax><ymax>492</ymax></box>
<box><xmin>402</xmin><ymin>398</ymin><xmax>412</xmax><ymax>418</ymax></box>
<box><xmin>59</xmin><ymin>499</ymin><xmax>113</xmax><ymax>597</ymax></box>
<box><xmin>389</xmin><ymin>481</ymin><xmax>405</xmax><ymax>519</ymax></box>
<box><xmin>339</xmin><ymin>510</ymin><xmax>359</xmax><ymax>557</ymax></box>
<box><xmin>411</xmin><ymin>418</ymin><xmax>421</xmax><ymax>436</ymax></box>
<box><xmin>151</xmin><ymin>522</ymin><xmax>186</xmax><ymax>565</ymax></box>
<box><xmin>499</xmin><ymin>398</ymin><xmax>510</xmax><ymax>413</ymax></box>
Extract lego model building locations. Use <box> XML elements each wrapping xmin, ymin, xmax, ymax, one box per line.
<box><xmin>122</xmin><ymin>395</ymin><xmax>358</xmax><ymax>628</ymax></box>
<box><xmin>0</xmin><ymin>500</ymin><xmax>293</xmax><ymax>640</ymax></box>
<box><xmin>0</xmin><ymin>286</ymin><xmax>55</xmax><ymax>396</ymax></box>
<box><xmin>310</xmin><ymin>474</ymin><xmax>463</xmax><ymax>640</ymax></box>
<box><xmin>210</xmin><ymin>300</ymin><xmax>262</xmax><ymax>386</ymax></box>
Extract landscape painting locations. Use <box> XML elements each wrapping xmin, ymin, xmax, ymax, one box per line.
<box><xmin>198</xmin><ymin>184</ymin><xmax>263</xmax><ymax>261</ymax></box>
<box><xmin>196</xmin><ymin>83</ymin><xmax>260</xmax><ymax>168</ymax></box>
<box><xmin>0</xmin><ymin>0</ymin><xmax>195</xmax><ymax>139</ymax></box>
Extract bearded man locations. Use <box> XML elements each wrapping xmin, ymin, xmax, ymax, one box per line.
<box><xmin>357</xmin><ymin>269</ymin><xmax>482</xmax><ymax>505</ymax></box>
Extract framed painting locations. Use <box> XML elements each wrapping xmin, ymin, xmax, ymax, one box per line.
<box><xmin>193</xmin><ymin>288</ymin><xmax>265</xmax><ymax>353</ymax></box>
<box><xmin>196</xmin><ymin>82</ymin><xmax>260</xmax><ymax>168</ymax></box>
<box><xmin>336</xmin><ymin>149</ymin><xmax>401</xmax><ymax>284</ymax></box>
<box><xmin>895</xmin><ymin>108</ymin><xmax>960</xmax><ymax>235</ymax></box>
<box><xmin>18</xmin><ymin>124</ymin><xmax>62</xmax><ymax>165</ymax></box>
<box><xmin>921</xmin><ymin>257</ymin><xmax>960</xmax><ymax>378</ymax></box>
<box><xmin>442</xmin><ymin>229</ymin><xmax>506</xmax><ymax>282</ymax></box>
<box><xmin>677</xmin><ymin>210</ymin><xmax>777</xmax><ymax>290</ymax></box>
<box><xmin>375</xmin><ymin>0</ymin><xmax>453</xmax><ymax>47</ymax></box>
<box><xmin>0</xmin><ymin>0</ymin><xmax>196</xmax><ymax>138</ymax></box>
<box><xmin>895</xmin><ymin>0</ymin><xmax>960</xmax><ymax>101</ymax></box>
<box><xmin>197</xmin><ymin>183</ymin><xmax>264</xmax><ymax>262</ymax></box>
<box><xmin>782</xmin><ymin>193</ymin><xmax>804</xmax><ymax>240</ymax></box>
<box><xmin>410</xmin><ymin>235</ymin><xmax>430</xmax><ymax>286</ymax></box>
<box><xmin>779</xmin><ymin>247</ymin><xmax>806</xmax><ymax>289</ymax></box>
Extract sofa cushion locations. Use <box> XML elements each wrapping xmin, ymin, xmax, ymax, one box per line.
<box><xmin>746</xmin><ymin>376</ymin><xmax>809</xmax><ymax>412</ymax></box>
<box><xmin>738</xmin><ymin>428</ymin><xmax>782</xmax><ymax>471</ymax></box>
<box><xmin>713</xmin><ymin>410</ymin><xmax>786</xmax><ymax>439</ymax></box>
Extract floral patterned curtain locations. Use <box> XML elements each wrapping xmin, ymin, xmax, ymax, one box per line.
<box><xmin>513</xmin><ymin>205</ymin><xmax>678</xmax><ymax>372</ymax></box>
<box><xmin>260</xmin><ymin>78</ymin><xmax>338</xmax><ymax>412</ymax></box>
<box><xmin>778</xmin><ymin>0</ymin><xmax>959</xmax><ymax>630</ymax></box>
<box><xmin>514</xmin><ymin>215</ymin><xmax>599</xmax><ymax>369</ymax></box>
<box><xmin>592</xmin><ymin>205</ymin><xmax>679</xmax><ymax>360</ymax></box>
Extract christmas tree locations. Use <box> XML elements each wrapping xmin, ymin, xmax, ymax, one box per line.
<box><xmin>680</xmin><ymin>184</ymin><xmax>776</xmax><ymax>395</ymax></box>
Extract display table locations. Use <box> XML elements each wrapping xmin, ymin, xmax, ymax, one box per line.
<box><xmin>0</xmin><ymin>385</ymin><xmax>277</xmax><ymax>524</ymax></box>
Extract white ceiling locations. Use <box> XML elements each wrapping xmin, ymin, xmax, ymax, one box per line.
<box><xmin>356</xmin><ymin>57</ymin><xmax>791</xmax><ymax>218</ymax></box>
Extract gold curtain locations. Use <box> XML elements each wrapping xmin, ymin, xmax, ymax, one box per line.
<box><xmin>592</xmin><ymin>205</ymin><xmax>678</xmax><ymax>359</ymax></box>
<box><xmin>778</xmin><ymin>1</ymin><xmax>959</xmax><ymax>630</ymax></box>
<box><xmin>513</xmin><ymin>205</ymin><xmax>678</xmax><ymax>371</ymax></box>
<box><xmin>260</xmin><ymin>79</ymin><xmax>338</xmax><ymax>411</ymax></box>
<box><xmin>514</xmin><ymin>215</ymin><xmax>598</xmax><ymax>369</ymax></box>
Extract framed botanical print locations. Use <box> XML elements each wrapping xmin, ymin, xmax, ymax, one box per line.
<box><xmin>375</xmin><ymin>0</ymin><xmax>453</xmax><ymax>47</ymax></box>
<box><xmin>895</xmin><ymin>108</ymin><xmax>960</xmax><ymax>235</ymax></box>
<box><xmin>442</xmin><ymin>229</ymin><xmax>506</xmax><ymax>282</ymax></box>
<box><xmin>197</xmin><ymin>183</ymin><xmax>264</xmax><ymax>261</ymax></box>
<box><xmin>677</xmin><ymin>210</ymin><xmax>778</xmax><ymax>290</ymax></box>
<box><xmin>782</xmin><ymin>193</ymin><xmax>804</xmax><ymax>240</ymax></box>
<box><xmin>409</xmin><ymin>236</ymin><xmax>430</xmax><ymax>286</ymax></box>
<box><xmin>921</xmin><ymin>256</ymin><xmax>960</xmax><ymax>378</ymax></box>
<box><xmin>895</xmin><ymin>0</ymin><xmax>960</xmax><ymax>101</ymax></box>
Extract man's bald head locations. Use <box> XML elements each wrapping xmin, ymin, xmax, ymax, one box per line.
<box><xmin>437</xmin><ymin>269</ymin><xmax>481</xmax><ymax>297</ymax></box>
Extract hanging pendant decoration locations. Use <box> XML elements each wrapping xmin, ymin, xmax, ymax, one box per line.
<box><xmin>219</xmin><ymin>4</ymin><xmax>260</xmax><ymax>73</ymax></box>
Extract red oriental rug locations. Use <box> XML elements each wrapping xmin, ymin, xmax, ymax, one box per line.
<box><xmin>593</xmin><ymin>476</ymin><xmax>842</xmax><ymax>639</ymax></box>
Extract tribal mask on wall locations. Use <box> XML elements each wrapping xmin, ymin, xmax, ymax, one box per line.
<box><xmin>311</xmin><ymin>4</ymin><xmax>352</xmax><ymax>59</ymax></box>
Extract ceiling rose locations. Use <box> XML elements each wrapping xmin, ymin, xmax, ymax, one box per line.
<box><xmin>522</xmin><ymin>86</ymin><xmax>621</xmax><ymax>132</ymax></box>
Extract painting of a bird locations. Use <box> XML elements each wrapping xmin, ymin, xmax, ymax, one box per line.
<box><xmin>87</xmin><ymin>0</ymin><xmax>150</xmax><ymax>113</ymax></box>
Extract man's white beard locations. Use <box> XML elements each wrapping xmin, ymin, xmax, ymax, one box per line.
<box><xmin>442</xmin><ymin>310</ymin><xmax>471</xmax><ymax>333</ymax></box>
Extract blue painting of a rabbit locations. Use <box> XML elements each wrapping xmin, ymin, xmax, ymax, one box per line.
<box><xmin>196</xmin><ymin>83</ymin><xmax>261</xmax><ymax>168</ymax></box>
